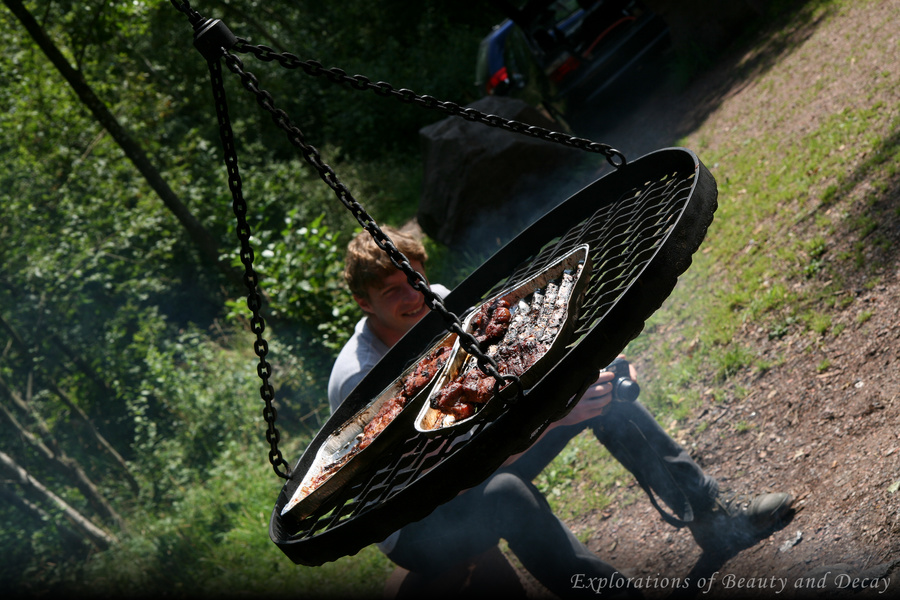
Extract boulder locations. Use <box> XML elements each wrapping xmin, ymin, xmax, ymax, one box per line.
<box><xmin>416</xmin><ymin>96</ymin><xmax>581</xmax><ymax>247</ymax></box>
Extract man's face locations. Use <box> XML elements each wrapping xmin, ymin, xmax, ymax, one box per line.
<box><xmin>354</xmin><ymin>260</ymin><xmax>430</xmax><ymax>346</ymax></box>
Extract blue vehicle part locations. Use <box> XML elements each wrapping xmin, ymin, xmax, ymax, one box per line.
<box><xmin>476</xmin><ymin>0</ymin><xmax>670</xmax><ymax>114</ymax></box>
<box><xmin>476</xmin><ymin>19</ymin><xmax>516</xmax><ymax>95</ymax></box>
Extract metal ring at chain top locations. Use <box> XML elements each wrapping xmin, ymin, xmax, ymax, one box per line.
<box><xmin>233</xmin><ymin>41</ymin><xmax>627</xmax><ymax>169</ymax></box>
<box><xmin>218</xmin><ymin>49</ymin><xmax>520</xmax><ymax>397</ymax></box>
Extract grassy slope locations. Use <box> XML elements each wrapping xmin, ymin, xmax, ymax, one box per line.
<box><xmin>539</xmin><ymin>0</ymin><xmax>900</xmax><ymax>522</ymax></box>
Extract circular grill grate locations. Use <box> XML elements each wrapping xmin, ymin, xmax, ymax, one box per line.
<box><xmin>271</xmin><ymin>147</ymin><xmax>717</xmax><ymax>566</ymax></box>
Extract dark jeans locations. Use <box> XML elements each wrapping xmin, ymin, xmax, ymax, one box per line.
<box><xmin>510</xmin><ymin>399</ymin><xmax>719</xmax><ymax>524</ymax></box>
<box><xmin>386</xmin><ymin>400</ymin><xmax>718</xmax><ymax>597</ymax></box>
<box><xmin>387</xmin><ymin>470</ymin><xmax>631</xmax><ymax>598</ymax></box>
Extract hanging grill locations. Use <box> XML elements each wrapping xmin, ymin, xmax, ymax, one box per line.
<box><xmin>171</xmin><ymin>2</ymin><xmax>717</xmax><ymax>568</ymax></box>
<box><xmin>272</xmin><ymin>147</ymin><xmax>716</xmax><ymax>565</ymax></box>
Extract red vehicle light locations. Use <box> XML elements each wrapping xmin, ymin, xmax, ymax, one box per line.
<box><xmin>549</xmin><ymin>55</ymin><xmax>580</xmax><ymax>83</ymax></box>
<box><xmin>584</xmin><ymin>16</ymin><xmax>636</xmax><ymax>58</ymax></box>
<box><xmin>486</xmin><ymin>66</ymin><xmax>510</xmax><ymax>94</ymax></box>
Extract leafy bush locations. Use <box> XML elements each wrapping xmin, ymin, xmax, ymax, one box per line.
<box><xmin>248</xmin><ymin>212</ymin><xmax>357</xmax><ymax>355</ymax></box>
<box><xmin>0</xmin><ymin>0</ymin><xmax>503</xmax><ymax>594</ymax></box>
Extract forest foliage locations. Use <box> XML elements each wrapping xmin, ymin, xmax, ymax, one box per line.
<box><xmin>0</xmin><ymin>0</ymin><xmax>500</xmax><ymax>594</ymax></box>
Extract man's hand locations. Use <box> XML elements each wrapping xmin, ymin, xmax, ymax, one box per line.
<box><xmin>501</xmin><ymin>356</ymin><xmax>638</xmax><ymax>468</ymax></box>
<box><xmin>553</xmin><ymin>355</ymin><xmax>638</xmax><ymax>427</ymax></box>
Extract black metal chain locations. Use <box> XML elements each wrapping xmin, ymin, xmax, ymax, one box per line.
<box><xmin>234</xmin><ymin>42</ymin><xmax>627</xmax><ymax>169</ymax></box>
<box><xmin>208</xmin><ymin>55</ymin><xmax>291</xmax><ymax>479</ymax></box>
<box><xmin>172</xmin><ymin>0</ymin><xmax>639</xmax><ymax>476</ymax></box>
<box><xmin>215</xmin><ymin>47</ymin><xmax>521</xmax><ymax>398</ymax></box>
<box><xmin>170</xmin><ymin>0</ymin><xmax>201</xmax><ymax>26</ymax></box>
<box><xmin>173</xmin><ymin>0</ymin><xmax>292</xmax><ymax>479</ymax></box>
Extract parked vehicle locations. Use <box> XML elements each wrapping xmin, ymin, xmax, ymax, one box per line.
<box><xmin>475</xmin><ymin>0</ymin><xmax>669</xmax><ymax>118</ymax></box>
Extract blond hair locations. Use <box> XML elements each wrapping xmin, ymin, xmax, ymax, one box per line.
<box><xmin>343</xmin><ymin>226</ymin><xmax>427</xmax><ymax>300</ymax></box>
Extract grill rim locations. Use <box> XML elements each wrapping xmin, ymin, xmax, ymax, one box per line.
<box><xmin>271</xmin><ymin>147</ymin><xmax>718</xmax><ymax>566</ymax></box>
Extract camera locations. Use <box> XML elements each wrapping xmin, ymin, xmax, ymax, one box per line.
<box><xmin>603</xmin><ymin>357</ymin><xmax>640</xmax><ymax>402</ymax></box>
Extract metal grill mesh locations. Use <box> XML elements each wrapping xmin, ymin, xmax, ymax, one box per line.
<box><xmin>293</xmin><ymin>421</ymin><xmax>489</xmax><ymax>538</ymax></box>
<box><xmin>490</xmin><ymin>168</ymin><xmax>694</xmax><ymax>342</ymax></box>
<box><xmin>282</xmin><ymin>166</ymin><xmax>695</xmax><ymax>542</ymax></box>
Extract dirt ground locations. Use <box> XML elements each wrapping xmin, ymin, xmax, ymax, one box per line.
<box><xmin>519</xmin><ymin>2</ymin><xmax>900</xmax><ymax>598</ymax></box>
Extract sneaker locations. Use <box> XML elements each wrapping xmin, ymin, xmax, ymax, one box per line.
<box><xmin>688</xmin><ymin>490</ymin><xmax>794</xmax><ymax>555</ymax></box>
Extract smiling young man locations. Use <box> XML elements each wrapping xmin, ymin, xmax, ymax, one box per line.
<box><xmin>349</xmin><ymin>256</ymin><xmax>433</xmax><ymax>346</ymax></box>
<box><xmin>327</xmin><ymin>226</ymin><xmax>794</xmax><ymax>598</ymax></box>
<box><xmin>327</xmin><ymin>226</ymin><xmax>640</xmax><ymax>598</ymax></box>
<box><xmin>327</xmin><ymin>228</ymin><xmax>452</xmax><ymax>410</ymax></box>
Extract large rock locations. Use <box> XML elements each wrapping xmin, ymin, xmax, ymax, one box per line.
<box><xmin>416</xmin><ymin>96</ymin><xmax>581</xmax><ymax>247</ymax></box>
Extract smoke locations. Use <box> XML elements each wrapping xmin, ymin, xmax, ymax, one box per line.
<box><xmin>447</xmin><ymin>160</ymin><xmax>607</xmax><ymax>262</ymax></box>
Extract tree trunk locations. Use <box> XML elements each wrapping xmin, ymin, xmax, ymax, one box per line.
<box><xmin>0</xmin><ymin>378</ymin><xmax>125</xmax><ymax>529</ymax></box>
<box><xmin>0</xmin><ymin>481</ymin><xmax>87</xmax><ymax>553</ymax></box>
<box><xmin>46</xmin><ymin>377</ymin><xmax>140</xmax><ymax>495</ymax></box>
<box><xmin>0</xmin><ymin>450</ymin><xmax>116</xmax><ymax>550</ymax></box>
<box><xmin>2</xmin><ymin>0</ymin><xmax>243</xmax><ymax>291</ymax></box>
<box><xmin>1</xmin><ymin>306</ymin><xmax>139</xmax><ymax>494</ymax></box>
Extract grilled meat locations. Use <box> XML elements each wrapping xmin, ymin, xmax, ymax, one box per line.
<box><xmin>296</xmin><ymin>340</ymin><xmax>452</xmax><ymax>501</ymax></box>
<box><xmin>358</xmin><ymin>343</ymin><xmax>451</xmax><ymax>450</ymax></box>
<box><xmin>496</xmin><ymin>338</ymin><xmax>547</xmax><ymax>376</ymax></box>
<box><xmin>432</xmin><ymin>337</ymin><xmax>548</xmax><ymax>420</ymax></box>
<box><xmin>541</xmin><ymin>271</ymin><xmax>575</xmax><ymax>343</ymax></box>
<box><xmin>401</xmin><ymin>344</ymin><xmax>452</xmax><ymax>398</ymax></box>
<box><xmin>471</xmin><ymin>298</ymin><xmax>512</xmax><ymax>345</ymax></box>
<box><xmin>433</xmin><ymin>367</ymin><xmax>496</xmax><ymax>410</ymax></box>
<box><xmin>430</xmin><ymin>264</ymin><xmax>582</xmax><ymax>426</ymax></box>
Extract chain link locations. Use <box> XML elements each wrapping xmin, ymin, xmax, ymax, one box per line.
<box><xmin>233</xmin><ymin>41</ymin><xmax>627</xmax><ymax>169</ymax></box>
<box><xmin>219</xmin><ymin>49</ymin><xmax>521</xmax><ymax>396</ymax></box>
<box><xmin>169</xmin><ymin>0</ymin><xmax>202</xmax><ymax>26</ymax></box>
<box><xmin>207</xmin><ymin>56</ymin><xmax>291</xmax><ymax>479</ymax></box>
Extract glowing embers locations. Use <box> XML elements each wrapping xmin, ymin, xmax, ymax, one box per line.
<box><xmin>416</xmin><ymin>244</ymin><xmax>591</xmax><ymax>431</ymax></box>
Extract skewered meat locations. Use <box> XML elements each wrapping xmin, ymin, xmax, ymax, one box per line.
<box><xmin>496</xmin><ymin>338</ymin><xmax>547</xmax><ymax>376</ymax></box>
<box><xmin>432</xmin><ymin>338</ymin><xmax>548</xmax><ymax>420</ymax></box>
<box><xmin>429</xmin><ymin>264</ymin><xmax>583</xmax><ymax>426</ymax></box>
<box><xmin>470</xmin><ymin>298</ymin><xmax>512</xmax><ymax>344</ymax></box>
<box><xmin>541</xmin><ymin>270</ymin><xmax>575</xmax><ymax>343</ymax></box>
<box><xmin>433</xmin><ymin>367</ymin><xmax>496</xmax><ymax>411</ymax></box>
<box><xmin>402</xmin><ymin>344</ymin><xmax>452</xmax><ymax>398</ymax></box>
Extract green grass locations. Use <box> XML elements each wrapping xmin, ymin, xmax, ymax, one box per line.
<box><xmin>623</xmin><ymin>96</ymin><xmax>900</xmax><ymax>425</ymax></box>
<box><xmin>533</xmin><ymin>0</ymin><xmax>900</xmax><ymax>547</ymax></box>
<box><xmin>535</xmin><ymin>430</ymin><xmax>633</xmax><ymax>517</ymax></box>
<box><xmin>857</xmin><ymin>309</ymin><xmax>875</xmax><ymax>324</ymax></box>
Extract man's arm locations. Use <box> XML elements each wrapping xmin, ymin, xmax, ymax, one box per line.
<box><xmin>499</xmin><ymin>356</ymin><xmax>638</xmax><ymax>476</ymax></box>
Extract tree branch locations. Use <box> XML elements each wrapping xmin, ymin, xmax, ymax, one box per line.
<box><xmin>0</xmin><ymin>450</ymin><xmax>117</xmax><ymax>550</ymax></box>
<box><xmin>0</xmin><ymin>378</ymin><xmax>125</xmax><ymax>529</ymax></box>
<box><xmin>0</xmin><ymin>480</ymin><xmax>87</xmax><ymax>553</ymax></box>
<box><xmin>2</xmin><ymin>0</ymin><xmax>244</xmax><ymax>291</ymax></box>
<box><xmin>0</xmin><ymin>313</ymin><xmax>139</xmax><ymax>495</ymax></box>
